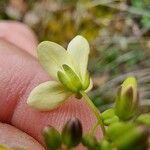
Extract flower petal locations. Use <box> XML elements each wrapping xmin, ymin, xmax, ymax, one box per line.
<box><xmin>37</xmin><ymin>41</ymin><xmax>73</xmax><ymax>80</ymax></box>
<box><xmin>67</xmin><ymin>35</ymin><xmax>90</xmax><ymax>82</ymax></box>
<box><xmin>27</xmin><ymin>81</ymin><xmax>71</xmax><ymax>111</ymax></box>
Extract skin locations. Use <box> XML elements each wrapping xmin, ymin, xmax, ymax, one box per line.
<box><xmin>0</xmin><ymin>21</ymin><xmax>102</xmax><ymax>150</ymax></box>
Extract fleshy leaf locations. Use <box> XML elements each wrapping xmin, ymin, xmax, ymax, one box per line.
<box><xmin>37</xmin><ymin>41</ymin><xmax>73</xmax><ymax>80</ymax></box>
<box><xmin>27</xmin><ymin>81</ymin><xmax>71</xmax><ymax>111</ymax></box>
<box><xmin>67</xmin><ymin>35</ymin><xmax>90</xmax><ymax>82</ymax></box>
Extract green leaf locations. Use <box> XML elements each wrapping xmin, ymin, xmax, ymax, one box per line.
<box><xmin>67</xmin><ymin>35</ymin><xmax>90</xmax><ymax>82</ymax></box>
<box><xmin>37</xmin><ymin>41</ymin><xmax>74</xmax><ymax>80</ymax></box>
<box><xmin>27</xmin><ymin>81</ymin><xmax>70</xmax><ymax>111</ymax></box>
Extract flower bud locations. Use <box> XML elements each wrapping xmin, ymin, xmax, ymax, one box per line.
<box><xmin>107</xmin><ymin>123</ymin><xmax>149</xmax><ymax>150</ymax></box>
<box><xmin>62</xmin><ymin>117</ymin><xmax>82</xmax><ymax>148</ymax></box>
<box><xmin>99</xmin><ymin>140</ymin><xmax>112</xmax><ymax>150</ymax></box>
<box><xmin>101</xmin><ymin>108</ymin><xmax>119</xmax><ymax>126</ymax></box>
<box><xmin>82</xmin><ymin>134</ymin><xmax>98</xmax><ymax>149</ymax></box>
<box><xmin>107</xmin><ymin>122</ymin><xmax>135</xmax><ymax>142</ymax></box>
<box><xmin>115</xmin><ymin>77</ymin><xmax>139</xmax><ymax>120</ymax></box>
<box><xmin>136</xmin><ymin>113</ymin><xmax>150</xmax><ymax>126</ymax></box>
<box><xmin>116</xmin><ymin>125</ymin><xmax>150</xmax><ymax>150</ymax></box>
<box><xmin>57</xmin><ymin>64</ymin><xmax>82</xmax><ymax>93</ymax></box>
<box><xmin>43</xmin><ymin>126</ymin><xmax>62</xmax><ymax>150</ymax></box>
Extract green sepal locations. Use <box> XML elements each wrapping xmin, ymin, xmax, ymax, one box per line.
<box><xmin>57</xmin><ymin>64</ymin><xmax>82</xmax><ymax>93</ymax></box>
<box><xmin>82</xmin><ymin>71</ymin><xmax>90</xmax><ymax>90</ymax></box>
<box><xmin>62</xmin><ymin>65</ymin><xmax>82</xmax><ymax>90</ymax></box>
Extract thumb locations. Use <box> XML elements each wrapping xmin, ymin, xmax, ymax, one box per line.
<box><xmin>0</xmin><ymin>22</ymin><xmax>103</xmax><ymax>149</ymax></box>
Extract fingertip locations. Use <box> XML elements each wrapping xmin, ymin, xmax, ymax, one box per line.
<box><xmin>0</xmin><ymin>21</ymin><xmax>38</xmax><ymax>56</ymax></box>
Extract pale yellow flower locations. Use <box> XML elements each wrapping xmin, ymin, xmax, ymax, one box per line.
<box><xmin>27</xmin><ymin>35</ymin><xmax>92</xmax><ymax>111</ymax></box>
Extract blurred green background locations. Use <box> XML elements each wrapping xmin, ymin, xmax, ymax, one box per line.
<box><xmin>0</xmin><ymin>0</ymin><xmax>150</xmax><ymax>112</ymax></box>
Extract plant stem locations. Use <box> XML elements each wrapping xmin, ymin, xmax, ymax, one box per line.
<box><xmin>89</xmin><ymin>121</ymin><xmax>99</xmax><ymax>135</ymax></box>
<box><xmin>80</xmin><ymin>91</ymin><xmax>106</xmax><ymax>135</ymax></box>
